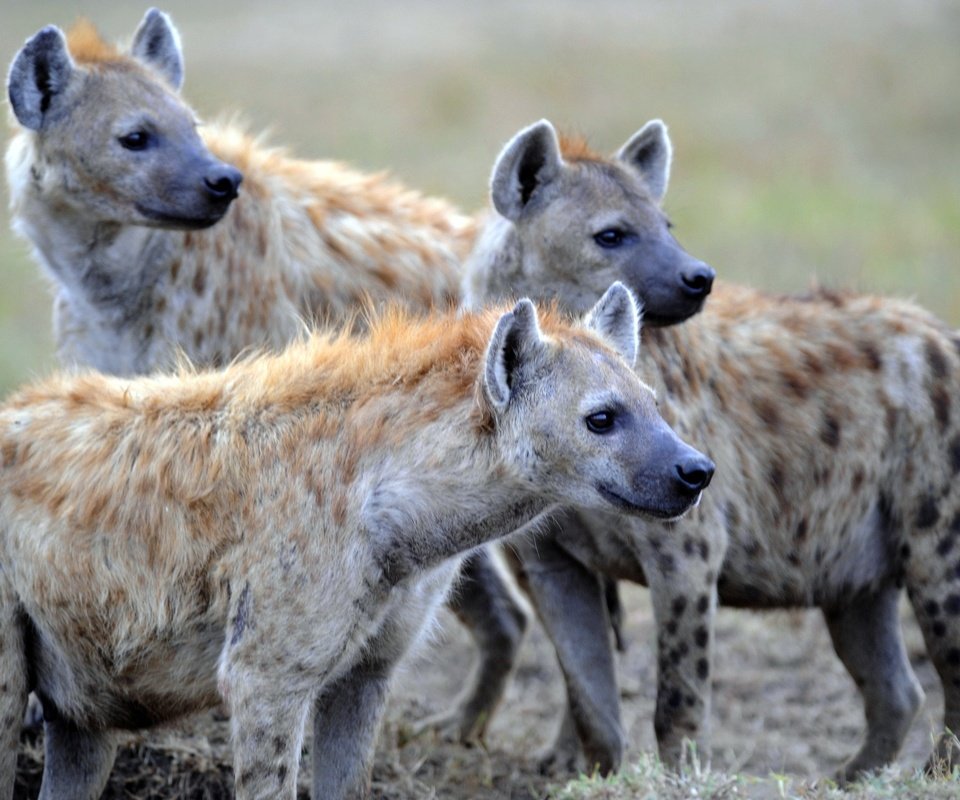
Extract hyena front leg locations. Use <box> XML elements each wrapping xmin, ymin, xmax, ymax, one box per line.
<box><xmin>0</xmin><ymin>579</ymin><xmax>28</xmax><ymax>800</ymax></box>
<box><xmin>516</xmin><ymin>515</ymin><xmax>624</xmax><ymax>775</ymax></box>
<box><xmin>823</xmin><ymin>584</ymin><xmax>923</xmax><ymax>783</ymax></box>
<box><xmin>637</xmin><ymin>512</ymin><xmax>724</xmax><ymax>769</ymax></box>
<box><xmin>39</xmin><ymin>718</ymin><xmax>117</xmax><ymax>800</ymax></box>
<box><xmin>414</xmin><ymin>548</ymin><xmax>528</xmax><ymax>742</ymax></box>
<box><xmin>311</xmin><ymin>658</ymin><xmax>394</xmax><ymax>800</ymax></box>
<box><xmin>226</xmin><ymin>667</ymin><xmax>311</xmax><ymax>800</ymax></box>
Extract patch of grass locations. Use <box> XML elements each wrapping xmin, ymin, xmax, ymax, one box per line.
<box><xmin>548</xmin><ymin>754</ymin><xmax>960</xmax><ymax>800</ymax></box>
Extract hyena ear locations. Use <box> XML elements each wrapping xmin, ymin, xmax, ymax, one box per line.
<box><xmin>131</xmin><ymin>9</ymin><xmax>184</xmax><ymax>91</ymax></box>
<box><xmin>584</xmin><ymin>281</ymin><xmax>641</xmax><ymax>368</ymax></box>
<box><xmin>490</xmin><ymin>120</ymin><xmax>564</xmax><ymax>222</ymax></box>
<box><xmin>617</xmin><ymin>119</ymin><xmax>673</xmax><ymax>203</ymax></box>
<box><xmin>7</xmin><ymin>26</ymin><xmax>75</xmax><ymax>131</ymax></box>
<box><xmin>484</xmin><ymin>299</ymin><xmax>545</xmax><ymax>413</ymax></box>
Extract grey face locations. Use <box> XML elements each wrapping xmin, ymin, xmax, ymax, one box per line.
<box><xmin>7</xmin><ymin>20</ymin><xmax>242</xmax><ymax>230</ymax></box>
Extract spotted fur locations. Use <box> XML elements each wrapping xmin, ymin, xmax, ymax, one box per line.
<box><xmin>446</xmin><ymin>124</ymin><xmax>960</xmax><ymax>781</ymax></box>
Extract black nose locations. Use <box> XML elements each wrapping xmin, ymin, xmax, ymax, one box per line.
<box><xmin>675</xmin><ymin>455</ymin><xmax>715</xmax><ymax>494</ymax></box>
<box><xmin>680</xmin><ymin>263</ymin><xmax>715</xmax><ymax>298</ymax></box>
<box><xmin>204</xmin><ymin>165</ymin><xmax>242</xmax><ymax>201</ymax></box>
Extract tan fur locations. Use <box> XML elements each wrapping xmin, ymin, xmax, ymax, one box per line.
<box><xmin>0</xmin><ymin>293</ymin><xmax>710</xmax><ymax>799</ymax></box>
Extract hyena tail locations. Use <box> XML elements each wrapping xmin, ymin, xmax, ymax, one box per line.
<box><xmin>0</xmin><ymin>572</ymin><xmax>28</xmax><ymax>798</ymax></box>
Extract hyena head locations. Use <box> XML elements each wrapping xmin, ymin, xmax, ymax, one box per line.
<box><xmin>484</xmin><ymin>282</ymin><xmax>714</xmax><ymax>520</ymax></box>
<box><xmin>6</xmin><ymin>9</ymin><xmax>241</xmax><ymax>229</ymax></box>
<box><xmin>484</xmin><ymin>119</ymin><xmax>714</xmax><ymax>325</ymax></box>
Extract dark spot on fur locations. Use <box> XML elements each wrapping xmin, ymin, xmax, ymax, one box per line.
<box><xmin>948</xmin><ymin>648</ymin><xmax>960</xmax><ymax>667</ymax></box>
<box><xmin>696</xmin><ymin>658</ymin><xmax>709</xmax><ymax>680</ymax></box>
<box><xmin>694</xmin><ymin>626</ymin><xmax>708</xmax><ymax>648</ymax></box>
<box><xmin>851</xmin><ymin>468</ymin><xmax>865</xmax><ymax>492</ymax></box>
<box><xmin>192</xmin><ymin>265</ymin><xmax>206</xmax><ymax>295</ymax></box>
<box><xmin>273</xmin><ymin>735</ymin><xmax>286</xmax><ymax>756</ymax></box>
<box><xmin>820</xmin><ymin>414</ymin><xmax>841</xmax><ymax>448</ymax></box>
<box><xmin>752</xmin><ymin>396</ymin><xmax>780</xmax><ymax>429</ymax></box>
<box><xmin>926</xmin><ymin>337</ymin><xmax>949</xmax><ymax>379</ymax></box>
<box><xmin>672</xmin><ymin>597</ymin><xmax>687</xmax><ymax>618</ymax></box>
<box><xmin>932</xmin><ymin>385</ymin><xmax>951</xmax><ymax>431</ymax></box>
<box><xmin>277</xmin><ymin>763</ymin><xmax>288</xmax><ymax>785</ymax></box>
<box><xmin>696</xmin><ymin>594</ymin><xmax>709</xmax><ymax>614</ymax></box>
<box><xmin>945</xmin><ymin>594</ymin><xmax>960</xmax><ymax>615</ymax></box>
<box><xmin>934</xmin><ymin>621</ymin><xmax>948</xmax><ymax>637</ymax></box>
<box><xmin>859</xmin><ymin>340</ymin><xmax>882</xmax><ymax>371</ymax></box>
<box><xmin>794</xmin><ymin>517</ymin><xmax>808</xmax><ymax>542</ymax></box>
<box><xmin>939</xmin><ymin>532</ymin><xmax>958</xmax><ymax>557</ymax></box>
<box><xmin>668</xmin><ymin>689</ymin><xmax>683</xmax><ymax>709</ymax></box>
<box><xmin>745</xmin><ymin>539</ymin><xmax>761</xmax><ymax>557</ymax></box>
<box><xmin>950</xmin><ymin>436</ymin><xmax>960</xmax><ymax>475</ymax></box>
<box><xmin>698</xmin><ymin>541</ymin><xmax>710</xmax><ymax>561</ymax></box>
<box><xmin>916</xmin><ymin>496</ymin><xmax>941</xmax><ymax>530</ymax></box>
<box><xmin>665</xmin><ymin>620</ymin><xmax>678</xmax><ymax>636</ymax></box>
<box><xmin>725</xmin><ymin>503</ymin><xmax>741</xmax><ymax>532</ymax></box>
<box><xmin>900</xmin><ymin>543</ymin><xmax>911</xmax><ymax>561</ymax></box>
<box><xmin>683</xmin><ymin>537</ymin><xmax>695</xmax><ymax>556</ymax></box>
<box><xmin>926</xmin><ymin>600</ymin><xmax>942</xmax><ymax>618</ymax></box>
<box><xmin>230</xmin><ymin>582</ymin><xmax>253</xmax><ymax>646</ymax></box>
<box><xmin>659</xmin><ymin>553</ymin><xmax>676</xmax><ymax>574</ymax></box>
<box><xmin>769</xmin><ymin>463</ymin><xmax>784</xmax><ymax>495</ymax></box>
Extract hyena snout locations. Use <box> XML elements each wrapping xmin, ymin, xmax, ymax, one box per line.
<box><xmin>202</xmin><ymin>162</ymin><xmax>243</xmax><ymax>204</ymax></box>
<box><xmin>679</xmin><ymin>259</ymin><xmax>715</xmax><ymax>300</ymax></box>
<box><xmin>622</xmin><ymin>431</ymin><xmax>714</xmax><ymax>520</ymax></box>
<box><xmin>674</xmin><ymin>448</ymin><xmax>715</xmax><ymax>495</ymax></box>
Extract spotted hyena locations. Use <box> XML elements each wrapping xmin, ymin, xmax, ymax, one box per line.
<box><xmin>0</xmin><ymin>285</ymin><xmax>713</xmax><ymax>800</ymax></box>
<box><xmin>433</xmin><ymin>119</ymin><xmax>960</xmax><ymax>781</ymax></box>
<box><xmin>5</xmin><ymin>9</ymin><xmax>712</xmax><ymax>381</ymax></box>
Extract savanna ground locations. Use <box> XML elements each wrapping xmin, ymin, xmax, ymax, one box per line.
<box><xmin>2</xmin><ymin>1</ymin><xmax>960</xmax><ymax>798</ymax></box>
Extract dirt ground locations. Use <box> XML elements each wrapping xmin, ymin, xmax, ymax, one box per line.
<box><xmin>14</xmin><ymin>583</ymin><xmax>944</xmax><ymax>799</ymax></box>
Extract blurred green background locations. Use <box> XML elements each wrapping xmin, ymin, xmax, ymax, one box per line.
<box><xmin>2</xmin><ymin>0</ymin><xmax>958</xmax><ymax>394</ymax></box>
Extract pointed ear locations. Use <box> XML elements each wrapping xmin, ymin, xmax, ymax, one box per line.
<box><xmin>131</xmin><ymin>8</ymin><xmax>184</xmax><ymax>90</ymax></box>
<box><xmin>484</xmin><ymin>299</ymin><xmax>545</xmax><ymax>413</ymax></box>
<box><xmin>617</xmin><ymin>119</ymin><xmax>672</xmax><ymax>203</ymax></box>
<box><xmin>7</xmin><ymin>26</ymin><xmax>75</xmax><ymax>131</ymax></box>
<box><xmin>490</xmin><ymin>120</ymin><xmax>564</xmax><ymax>222</ymax></box>
<box><xmin>584</xmin><ymin>282</ymin><xmax>641</xmax><ymax>368</ymax></box>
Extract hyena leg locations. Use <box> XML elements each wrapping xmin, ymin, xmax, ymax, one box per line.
<box><xmin>905</xmin><ymin>538</ymin><xmax>960</xmax><ymax>773</ymax></box>
<box><xmin>227</xmin><ymin>670</ymin><xmax>311</xmax><ymax>800</ymax></box>
<box><xmin>0</xmin><ymin>581</ymin><xmax>28</xmax><ymax>800</ymax></box>
<box><xmin>823</xmin><ymin>584</ymin><xmax>923</xmax><ymax>782</ymax></box>
<box><xmin>39</xmin><ymin>718</ymin><xmax>117</xmax><ymax>800</ymax></box>
<box><xmin>311</xmin><ymin>659</ymin><xmax>393</xmax><ymax>800</ymax></box>
<box><xmin>415</xmin><ymin>547</ymin><xmax>528</xmax><ymax>742</ymax></box>
<box><xmin>516</xmin><ymin>520</ymin><xmax>624</xmax><ymax>775</ymax></box>
<box><xmin>638</xmin><ymin>517</ymin><xmax>722</xmax><ymax>769</ymax></box>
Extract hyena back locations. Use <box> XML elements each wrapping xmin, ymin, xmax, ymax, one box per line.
<box><xmin>451</xmin><ymin>120</ymin><xmax>960</xmax><ymax>779</ymax></box>
<box><xmin>0</xmin><ymin>286</ymin><xmax>713</xmax><ymax>800</ymax></box>
<box><xmin>6</xmin><ymin>11</ymin><xmax>712</xmax><ymax>380</ymax></box>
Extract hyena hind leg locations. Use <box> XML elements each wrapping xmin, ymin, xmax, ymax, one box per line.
<box><xmin>823</xmin><ymin>584</ymin><xmax>923</xmax><ymax>784</ymax></box>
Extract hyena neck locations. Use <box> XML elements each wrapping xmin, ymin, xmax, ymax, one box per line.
<box><xmin>461</xmin><ymin>214</ymin><xmax>524</xmax><ymax>310</ymax></box>
<box><xmin>362</xmin><ymin>423</ymin><xmax>554</xmax><ymax>585</ymax></box>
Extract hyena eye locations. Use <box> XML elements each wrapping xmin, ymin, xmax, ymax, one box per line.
<box><xmin>585</xmin><ymin>410</ymin><xmax>616</xmax><ymax>434</ymax></box>
<box><xmin>118</xmin><ymin>131</ymin><xmax>151</xmax><ymax>151</ymax></box>
<box><xmin>593</xmin><ymin>228</ymin><xmax>626</xmax><ymax>249</ymax></box>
